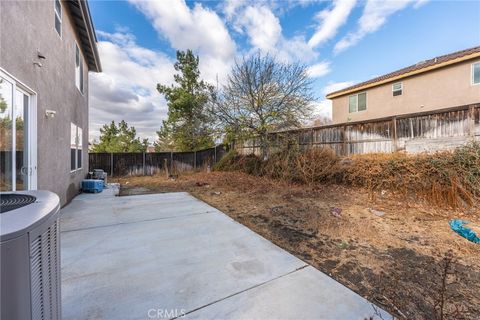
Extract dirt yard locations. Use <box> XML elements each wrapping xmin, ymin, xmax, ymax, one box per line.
<box><xmin>112</xmin><ymin>172</ymin><xmax>480</xmax><ymax>319</ymax></box>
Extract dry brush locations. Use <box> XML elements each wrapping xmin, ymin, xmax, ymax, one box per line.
<box><xmin>214</xmin><ymin>142</ymin><xmax>480</xmax><ymax>208</ymax></box>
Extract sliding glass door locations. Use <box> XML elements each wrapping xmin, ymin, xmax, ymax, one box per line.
<box><xmin>0</xmin><ymin>78</ymin><xmax>14</xmax><ymax>191</ymax></box>
<box><xmin>0</xmin><ymin>71</ymin><xmax>36</xmax><ymax>191</ymax></box>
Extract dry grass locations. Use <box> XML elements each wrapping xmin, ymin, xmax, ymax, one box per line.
<box><xmin>343</xmin><ymin>143</ymin><xmax>480</xmax><ymax>208</ymax></box>
<box><xmin>215</xmin><ymin>142</ymin><xmax>480</xmax><ymax>208</ymax></box>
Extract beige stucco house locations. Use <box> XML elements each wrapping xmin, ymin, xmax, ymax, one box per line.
<box><xmin>327</xmin><ymin>46</ymin><xmax>480</xmax><ymax>124</ymax></box>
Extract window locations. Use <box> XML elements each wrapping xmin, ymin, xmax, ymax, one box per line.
<box><xmin>348</xmin><ymin>95</ymin><xmax>356</xmax><ymax>113</ymax></box>
<box><xmin>77</xmin><ymin>127</ymin><xmax>82</xmax><ymax>169</ymax></box>
<box><xmin>472</xmin><ymin>62</ymin><xmax>480</xmax><ymax>85</ymax></box>
<box><xmin>392</xmin><ymin>82</ymin><xmax>403</xmax><ymax>96</ymax></box>
<box><xmin>75</xmin><ymin>44</ymin><xmax>84</xmax><ymax>93</ymax></box>
<box><xmin>348</xmin><ymin>92</ymin><xmax>367</xmax><ymax>113</ymax></box>
<box><xmin>71</xmin><ymin>123</ymin><xmax>82</xmax><ymax>171</ymax></box>
<box><xmin>358</xmin><ymin>92</ymin><xmax>366</xmax><ymax>111</ymax></box>
<box><xmin>54</xmin><ymin>0</ymin><xmax>62</xmax><ymax>37</ymax></box>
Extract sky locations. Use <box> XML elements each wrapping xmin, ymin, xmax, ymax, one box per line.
<box><xmin>87</xmin><ymin>0</ymin><xmax>480</xmax><ymax>143</ymax></box>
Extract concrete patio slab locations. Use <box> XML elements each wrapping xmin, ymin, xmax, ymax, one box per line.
<box><xmin>61</xmin><ymin>191</ymin><xmax>216</xmax><ymax>232</ymax></box>
<box><xmin>61</xmin><ymin>189</ymin><xmax>389</xmax><ymax>320</ymax></box>
<box><xmin>185</xmin><ymin>266</ymin><xmax>383</xmax><ymax>320</ymax></box>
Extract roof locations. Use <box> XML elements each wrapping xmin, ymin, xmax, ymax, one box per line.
<box><xmin>65</xmin><ymin>0</ymin><xmax>102</xmax><ymax>72</ymax></box>
<box><xmin>326</xmin><ymin>46</ymin><xmax>480</xmax><ymax>99</ymax></box>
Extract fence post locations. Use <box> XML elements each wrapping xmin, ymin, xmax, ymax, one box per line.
<box><xmin>214</xmin><ymin>145</ymin><xmax>217</xmax><ymax>163</ymax></box>
<box><xmin>194</xmin><ymin>151</ymin><xmax>197</xmax><ymax>171</ymax></box>
<box><xmin>110</xmin><ymin>153</ymin><xmax>113</xmax><ymax>177</ymax></box>
<box><xmin>392</xmin><ymin>116</ymin><xmax>398</xmax><ymax>152</ymax></box>
<box><xmin>409</xmin><ymin>118</ymin><xmax>414</xmax><ymax>138</ymax></box>
<box><xmin>468</xmin><ymin>104</ymin><xmax>475</xmax><ymax>137</ymax></box>
<box><xmin>164</xmin><ymin>158</ymin><xmax>169</xmax><ymax>178</ymax></box>
<box><xmin>142</xmin><ymin>152</ymin><xmax>146</xmax><ymax>176</ymax></box>
<box><xmin>310</xmin><ymin>129</ymin><xmax>314</xmax><ymax>149</ymax></box>
<box><xmin>341</xmin><ymin>125</ymin><xmax>347</xmax><ymax>156</ymax></box>
<box><xmin>170</xmin><ymin>151</ymin><xmax>173</xmax><ymax>175</ymax></box>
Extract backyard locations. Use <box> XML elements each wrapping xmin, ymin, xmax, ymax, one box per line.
<box><xmin>113</xmin><ymin>171</ymin><xmax>480</xmax><ymax>319</ymax></box>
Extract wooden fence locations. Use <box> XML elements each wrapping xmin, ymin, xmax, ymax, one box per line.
<box><xmin>89</xmin><ymin>145</ymin><xmax>228</xmax><ymax>177</ymax></box>
<box><xmin>238</xmin><ymin>104</ymin><xmax>480</xmax><ymax>156</ymax></box>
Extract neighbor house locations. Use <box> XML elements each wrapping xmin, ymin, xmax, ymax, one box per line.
<box><xmin>327</xmin><ymin>46</ymin><xmax>480</xmax><ymax>124</ymax></box>
<box><xmin>0</xmin><ymin>0</ymin><xmax>101</xmax><ymax>205</ymax></box>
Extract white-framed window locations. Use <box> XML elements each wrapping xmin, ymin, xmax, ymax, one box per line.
<box><xmin>472</xmin><ymin>62</ymin><xmax>480</xmax><ymax>85</ymax></box>
<box><xmin>392</xmin><ymin>82</ymin><xmax>403</xmax><ymax>96</ymax></box>
<box><xmin>348</xmin><ymin>92</ymin><xmax>367</xmax><ymax>113</ymax></box>
<box><xmin>54</xmin><ymin>0</ymin><xmax>62</xmax><ymax>37</ymax></box>
<box><xmin>71</xmin><ymin>123</ymin><xmax>82</xmax><ymax>171</ymax></box>
<box><xmin>75</xmin><ymin>44</ymin><xmax>84</xmax><ymax>93</ymax></box>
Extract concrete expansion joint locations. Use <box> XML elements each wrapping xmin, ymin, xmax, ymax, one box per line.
<box><xmin>173</xmin><ymin>264</ymin><xmax>310</xmax><ymax>319</ymax></box>
<box><xmin>60</xmin><ymin>210</ymin><xmax>217</xmax><ymax>233</ymax></box>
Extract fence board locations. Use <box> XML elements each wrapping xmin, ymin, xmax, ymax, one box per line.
<box><xmin>113</xmin><ymin>153</ymin><xmax>143</xmax><ymax>176</ymax></box>
<box><xmin>144</xmin><ymin>152</ymin><xmax>170</xmax><ymax>175</ymax></box>
<box><xmin>89</xmin><ymin>145</ymin><xmax>227</xmax><ymax>177</ymax></box>
<box><xmin>237</xmin><ymin>104</ymin><xmax>480</xmax><ymax>156</ymax></box>
<box><xmin>88</xmin><ymin>153</ymin><xmax>112</xmax><ymax>175</ymax></box>
<box><xmin>172</xmin><ymin>152</ymin><xmax>194</xmax><ymax>172</ymax></box>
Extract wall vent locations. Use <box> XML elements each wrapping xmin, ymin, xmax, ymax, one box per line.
<box><xmin>30</xmin><ymin>221</ymin><xmax>60</xmax><ymax>320</ymax></box>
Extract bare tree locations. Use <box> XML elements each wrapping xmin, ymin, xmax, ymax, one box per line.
<box><xmin>312</xmin><ymin>115</ymin><xmax>333</xmax><ymax>127</ymax></box>
<box><xmin>210</xmin><ymin>54</ymin><xmax>316</xmax><ymax>158</ymax></box>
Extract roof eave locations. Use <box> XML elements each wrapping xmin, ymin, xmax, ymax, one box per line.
<box><xmin>79</xmin><ymin>0</ymin><xmax>101</xmax><ymax>72</ymax></box>
<box><xmin>67</xmin><ymin>0</ymin><xmax>102</xmax><ymax>73</ymax></box>
<box><xmin>326</xmin><ymin>51</ymin><xmax>480</xmax><ymax>99</ymax></box>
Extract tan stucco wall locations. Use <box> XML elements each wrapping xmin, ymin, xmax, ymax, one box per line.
<box><xmin>331</xmin><ymin>60</ymin><xmax>480</xmax><ymax>123</ymax></box>
<box><xmin>0</xmin><ymin>0</ymin><xmax>90</xmax><ymax>205</ymax></box>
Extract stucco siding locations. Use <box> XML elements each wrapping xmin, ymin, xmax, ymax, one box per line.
<box><xmin>331</xmin><ymin>60</ymin><xmax>480</xmax><ymax>123</ymax></box>
<box><xmin>0</xmin><ymin>0</ymin><xmax>90</xmax><ymax>205</ymax></box>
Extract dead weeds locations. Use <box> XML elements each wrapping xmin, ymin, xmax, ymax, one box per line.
<box><xmin>215</xmin><ymin>142</ymin><xmax>480</xmax><ymax>208</ymax></box>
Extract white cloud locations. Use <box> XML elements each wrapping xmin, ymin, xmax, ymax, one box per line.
<box><xmin>308</xmin><ymin>0</ymin><xmax>357</xmax><ymax>48</ymax></box>
<box><xmin>334</xmin><ymin>0</ymin><xmax>428</xmax><ymax>53</ymax></box>
<box><xmin>223</xmin><ymin>0</ymin><xmax>318</xmax><ymax>19</ymax></box>
<box><xmin>309</xmin><ymin>81</ymin><xmax>356</xmax><ymax>122</ymax></box>
<box><xmin>89</xmin><ymin>31</ymin><xmax>175</xmax><ymax>143</ymax></box>
<box><xmin>223</xmin><ymin>0</ymin><xmax>248</xmax><ymax>22</ymax></box>
<box><xmin>225</xmin><ymin>3</ymin><xmax>317</xmax><ymax>62</ymax></box>
<box><xmin>128</xmin><ymin>0</ymin><xmax>236</xmax><ymax>84</ymax></box>
<box><xmin>307</xmin><ymin>61</ymin><xmax>331</xmax><ymax>78</ymax></box>
<box><xmin>242</xmin><ymin>5</ymin><xmax>282</xmax><ymax>52</ymax></box>
<box><xmin>311</xmin><ymin>100</ymin><xmax>333</xmax><ymax>120</ymax></box>
<box><xmin>321</xmin><ymin>81</ymin><xmax>355</xmax><ymax>96</ymax></box>
<box><xmin>413</xmin><ymin>0</ymin><xmax>430</xmax><ymax>9</ymax></box>
<box><xmin>275</xmin><ymin>36</ymin><xmax>318</xmax><ymax>63</ymax></box>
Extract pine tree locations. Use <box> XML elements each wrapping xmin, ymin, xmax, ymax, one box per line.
<box><xmin>91</xmin><ymin>120</ymin><xmax>148</xmax><ymax>153</ymax></box>
<box><xmin>156</xmin><ymin>50</ymin><xmax>214</xmax><ymax>151</ymax></box>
